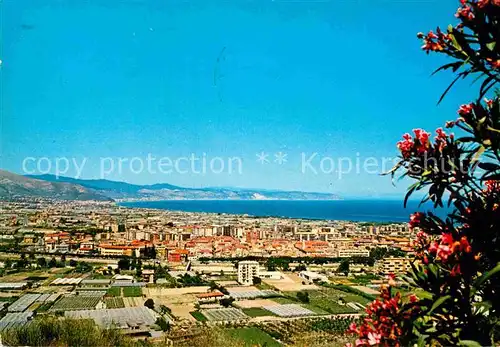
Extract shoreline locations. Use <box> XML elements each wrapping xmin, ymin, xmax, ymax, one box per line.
<box><xmin>118</xmin><ymin>199</ymin><xmax>415</xmax><ymax>224</ymax></box>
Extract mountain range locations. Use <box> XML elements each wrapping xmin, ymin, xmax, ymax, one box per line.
<box><xmin>0</xmin><ymin>170</ymin><xmax>112</xmax><ymax>201</ymax></box>
<box><xmin>0</xmin><ymin>170</ymin><xmax>340</xmax><ymax>201</ymax></box>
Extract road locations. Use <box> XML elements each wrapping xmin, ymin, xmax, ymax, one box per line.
<box><xmin>0</xmin><ymin>252</ymin><xmax>119</xmax><ymax>264</ymax></box>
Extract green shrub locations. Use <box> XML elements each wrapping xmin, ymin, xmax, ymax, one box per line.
<box><xmin>1</xmin><ymin>317</ymin><xmax>145</xmax><ymax>347</ymax></box>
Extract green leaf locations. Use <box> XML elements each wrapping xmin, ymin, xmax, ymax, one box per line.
<box><xmin>486</xmin><ymin>42</ymin><xmax>496</xmax><ymax>51</ymax></box>
<box><xmin>425</xmin><ymin>327</ymin><xmax>437</xmax><ymax>333</ymax></box>
<box><xmin>404</xmin><ymin>182</ymin><xmax>420</xmax><ymax>207</ymax></box>
<box><xmin>487</xmin><ymin>126</ymin><xmax>500</xmax><ymax>134</ymax></box>
<box><xmin>472</xmin><ymin>301</ymin><xmax>492</xmax><ymax>313</ymax></box>
<box><xmin>474</xmin><ymin>262</ymin><xmax>500</xmax><ymax>287</ymax></box>
<box><xmin>437</xmin><ymin>73</ymin><xmax>463</xmax><ymax>105</ymax></box>
<box><xmin>479</xmin><ymin>75</ymin><xmax>496</xmax><ymax>100</ymax></box>
<box><xmin>431</xmin><ymin>61</ymin><xmax>463</xmax><ymax>76</ymax></box>
<box><xmin>458</xmin><ymin>340</ymin><xmax>482</xmax><ymax>347</ymax></box>
<box><xmin>429</xmin><ymin>295</ymin><xmax>451</xmax><ymax>314</ymax></box>
<box><xmin>472</xmin><ymin>145</ymin><xmax>485</xmax><ymax>164</ymax></box>
<box><xmin>416</xmin><ymin>334</ymin><xmax>428</xmax><ymax>347</ymax></box>
<box><xmin>414</xmin><ymin>290</ymin><xmax>433</xmax><ymax>300</ymax></box>
<box><xmin>477</xmin><ymin>162</ymin><xmax>500</xmax><ymax>171</ymax></box>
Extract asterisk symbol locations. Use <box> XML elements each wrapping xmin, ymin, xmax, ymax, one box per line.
<box><xmin>274</xmin><ymin>152</ymin><xmax>288</xmax><ymax>165</ymax></box>
<box><xmin>256</xmin><ymin>152</ymin><xmax>270</xmax><ymax>164</ymax></box>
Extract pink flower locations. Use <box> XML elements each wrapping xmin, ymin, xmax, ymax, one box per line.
<box><xmin>458</xmin><ymin>104</ymin><xmax>473</xmax><ymax>116</ymax></box>
<box><xmin>445</xmin><ymin>120</ymin><xmax>456</xmax><ymax>128</ymax></box>
<box><xmin>428</xmin><ymin>241</ymin><xmax>439</xmax><ymax>253</ymax></box>
<box><xmin>478</xmin><ymin>0</ymin><xmax>489</xmax><ymax>8</ymax></box>
<box><xmin>484</xmin><ymin>98</ymin><xmax>494</xmax><ymax>108</ymax></box>
<box><xmin>487</xmin><ymin>59</ymin><xmax>500</xmax><ymax>69</ymax></box>
<box><xmin>485</xmin><ymin>180</ymin><xmax>500</xmax><ymax>193</ymax></box>
<box><xmin>455</xmin><ymin>5</ymin><xmax>475</xmax><ymax>20</ymax></box>
<box><xmin>441</xmin><ymin>233</ymin><xmax>454</xmax><ymax>245</ymax></box>
<box><xmin>435</xmin><ymin>128</ymin><xmax>447</xmax><ymax>140</ymax></box>
<box><xmin>413</xmin><ymin>129</ymin><xmax>430</xmax><ymax>143</ymax></box>
<box><xmin>397</xmin><ymin>133</ymin><xmax>414</xmax><ymax>158</ymax></box>
<box><xmin>437</xmin><ymin>244</ymin><xmax>453</xmax><ymax>261</ymax></box>
<box><xmin>413</xmin><ymin>129</ymin><xmax>430</xmax><ymax>153</ymax></box>
<box><xmin>387</xmin><ymin>273</ymin><xmax>397</xmax><ymax>286</ymax></box>
<box><xmin>460</xmin><ymin>236</ymin><xmax>472</xmax><ymax>253</ymax></box>
<box><xmin>450</xmin><ymin>264</ymin><xmax>461</xmax><ymax>276</ymax></box>
<box><xmin>367</xmin><ymin>332</ymin><xmax>381</xmax><ymax>346</ymax></box>
<box><xmin>409</xmin><ymin>212</ymin><xmax>424</xmax><ymax>228</ymax></box>
<box><xmin>355</xmin><ymin>339</ymin><xmax>365</xmax><ymax>347</ymax></box>
<box><xmin>419</xmin><ymin>28</ymin><xmax>451</xmax><ymax>53</ymax></box>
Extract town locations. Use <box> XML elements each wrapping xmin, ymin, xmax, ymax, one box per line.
<box><xmin>0</xmin><ymin>198</ymin><xmax>415</xmax><ymax>346</ymax></box>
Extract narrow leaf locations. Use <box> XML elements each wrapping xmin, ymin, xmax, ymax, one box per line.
<box><xmin>458</xmin><ymin>340</ymin><xmax>482</xmax><ymax>347</ymax></box>
<box><xmin>429</xmin><ymin>295</ymin><xmax>451</xmax><ymax>314</ymax></box>
<box><xmin>475</xmin><ymin>263</ymin><xmax>500</xmax><ymax>287</ymax></box>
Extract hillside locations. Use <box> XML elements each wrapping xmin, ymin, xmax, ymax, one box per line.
<box><xmin>28</xmin><ymin>174</ymin><xmax>341</xmax><ymax>201</ymax></box>
<box><xmin>0</xmin><ymin>170</ymin><xmax>112</xmax><ymax>201</ymax></box>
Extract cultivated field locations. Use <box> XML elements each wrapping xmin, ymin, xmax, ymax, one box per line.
<box><xmin>263</xmin><ymin>273</ymin><xmax>318</xmax><ymax>292</ymax></box>
<box><xmin>142</xmin><ymin>287</ymin><xmax>210</xmax><ymax>321</ymax></box>
<box><xmin>49</xmin><ymin>296</ymin><xmax>100</xmax><ymax>312</ymax></box>
<box><xmin>234</xmin><ymin>299</ymin><xmax>280</xmax><ymax>308</ymax></box>
<box><xmin>123</xmin><ymin>297</ymin><xmax>144</xmax><ymax>307</ymax></box>
<box><xmin>104</xmin><ymin>297</ymin><xmax>125</xmax><ymax>309</ymax></box>
<box><xmin>201</xmin><ymin>307</ymin><xmax>248</xmax><ymax>321</ymax></box>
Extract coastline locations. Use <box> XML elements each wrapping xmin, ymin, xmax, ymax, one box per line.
<box><xmin>117</xmin><ymin>199</ymin><xmax>431</xmax><ymax>223</ymax></box>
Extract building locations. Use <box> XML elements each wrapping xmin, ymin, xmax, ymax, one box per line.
<box><xmin>299</xmin><ymin>271</ymin><xmax>329</xmax><ymax>283</ymax></box>
<box><xmin>142</xmin><ymin>269</ymin><xmax>155</xmax><ymax>283</ymax></box>
<box><xmin>337</xmin><ymin>248</ymin><xmax>370</xmax><ymax>258</ymax></box>
<box><xmin>379</xmin><ymin>257</ymin><xmax>410</xmax><ymax>274</ymax></box>
<box><xmin>65</xmin><ymin>306</ymin><xmax>157</xmax><ymax>334</ymax></box>
<box><xmin>98</xmin><ymin>244</ymin><xmax>138</xmax><ymax>257</ymax></box>
<box><xmin>258</xmin><ymin>271</ymin><xmax>283</xmax><ymax>280</ymax></box>
<box><xmin>237</xmin><ymin>260</ymin><xmax>259</xmax><ymax>285</ymax></box>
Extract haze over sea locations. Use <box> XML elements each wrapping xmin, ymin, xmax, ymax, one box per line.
<box><xmin>121</xmin><ymin>199</ymin><xmax>448</xmax><ymax>223</ymax></box>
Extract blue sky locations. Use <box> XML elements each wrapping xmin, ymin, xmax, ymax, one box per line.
<box><xmin>1</xmin><ymin>0</ymin><xmax>472</xmax><ymax>197</ymax></box>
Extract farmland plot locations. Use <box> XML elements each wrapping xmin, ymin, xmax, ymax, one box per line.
<box><xmin>201</xmin><ymin>308</ymin><xmax>248</xmax><ymax>321</ymax></box>
<box><xmin>50</xmin><ymin>296</ymin><xmax>101</xmax><ymax>312</ymax></box>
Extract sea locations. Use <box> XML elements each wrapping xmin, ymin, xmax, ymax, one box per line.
<box><xmin>119</xmin><ymin>199</ymin><xmax>450</xmax><ymax>223</ymax></box>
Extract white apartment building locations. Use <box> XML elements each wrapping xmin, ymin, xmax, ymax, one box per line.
<box><xmin>337</xmin><ymin>249</ymin><xmax>370</xmax><ymax>258</ymax></box>
<box><xmin>237</xmin><ymin>260</ymin><xmax>259</xmax><ymax>285</ymax></box>
<box><xmin>379</xmin><ymin>257</ymin><xmax>410</xmax><ymax>274</ymax></box>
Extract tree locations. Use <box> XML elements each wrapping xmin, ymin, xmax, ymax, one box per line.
<box><xmin>155</xmin><ymin>317</ymin><xmax>170</xmax><ymax>332</ymax></box>
<box><xmin>144</xmin><ymin>298</ymin><xmax>155</xmax><ymax>310</ymax></box>
<box><xmin>265</xmin><ymin>258</ymin><xmax>276</xmax><ymax>271</ymax></box>
<box><xmin>69</xmin><ymin>259</ymin><xmax>77</xmax><ymax>267</ymax></box>
<box><xmin>294</xmin><ymin>264</ymin><xmax>307</xmax><ymax>272</ymax></box>
<box><xmin>37</xmin><ymin>257</ymin><xmax>47</xmax><ymax>268</ymax></box>
<box><xmin>338</xmin><ymin>259</ymin><xmax>350</xmax><ymax>276</ymax></box>
<box><xmin>48</xmin><ymin>257</ymin><xmax>57</xmax><ymax>268</ymax></box>
<box><xmin>118</xmin><ymin>258</ymin><xmax>130</xmax><ymax>270</ymax></box>
<box><xmin>348</xmin><ymin>2</ymin><xmax>500</xmax><ymax>345</ymax></box>
<box><xmin>75</xmin><ymin>262</ymin><xmax>92</xmax><ymax>273</ymax></box>
<box><xmin>209</xmin><ymin>281</ymin><xmax>218</xmax><ymax>291</ymax></box>
<box><xmin>296</xmin><ymin>291</ymin><xmax>310</xmax><ymax>303</ymax></box>
<box><xmin>252</xmin><ymin>276</ymin><xmax>262</xmax><ymax>285</ymax></box>
<box><xmin>220</xmin><ymin>298</ymin><xmax>234</xmax><ymax>307</ymax></box>
<box><xmin>136</xmin><ymin>259</ymin><xmax>142</xmax><ymax>277</ymax></box>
